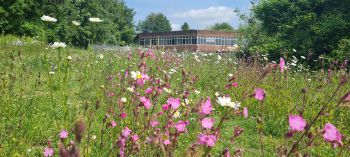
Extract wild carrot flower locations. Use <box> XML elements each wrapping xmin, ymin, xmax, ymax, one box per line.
<box><xmin>280</xmin><ymin>58</ymin><xmax>285</xmax><ymax>73</ymax></box>
<box><xmin>43</xmin><ymin>147</ymin><xmax>54</xmax><ymax>157</ymax></box>
<box><xmin>51</xmin><ymin>42</ymin><xmax>66</xmax><ymax>48</ymax></box>
<box><xmin>200</xmin><ymin>97</ymin><xmax>212</xmax><ymax>115</ymax></box>
<box><xmin>201</xmin><ymin>118</ymin><xmax>214</xmax><ymax>129</ymax></box>
<box><xmin>41</xmin><ymin>15</ymin><xmax>57</xmax><ymax>22</ymax></box>
<box><xmin>167</xmin><ymin>98</ymin><xmax>181</xmax><ymax>110</ymax></box>
<box><xmin>140</xmin><ymin>97</ymin><xmax>152</xmax><ymax>110</ymax></box>
<box><xmin>243</xmin><ymin>107</ymin><xmax>248</xmax><ymax>118</ymax></box>
<box><xmin>88</xmin><ymin>17</ymin><xmax>103</xmax><ymax>22</ymax></box>
<box><xmin>323</xmin><ymin>123</ymin><xmax>342</xmax><ymax>146</ymax></box>
<box><xmin>288</xmin><ymin>115</ymin><xmax>306</xmax><ymax>131</ymax></box>
<box><xmin>254</xmin><ymin>88</ymin><xmax>265</xmax><ymax>101</ymax></box>
<box><xmin>59</xmin><ymin>130</ymin><xmax>68</xmax><ymax>139</ymax></box>
<box><xmin>72</xmin><ymin>21</ymin><xmax>80</xmax><ymax>26</ymax></box>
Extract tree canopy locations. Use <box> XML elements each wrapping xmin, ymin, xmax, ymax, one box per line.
<box><xmin>181</xmin><ymin>22</ymin><xmax>190</xmax><ymax>31</ymax></box>
<box><xmin>209</xmin><ymin>23</ymin><xmax>235</xmax><ymax>32</ymax></box>
<box><xmin>241</xmin><ymin>0</ymin><xmax>350</xmax><ymax>61</ymax></box>
<box><xmin>0</xmin><ymin>0</ymin><xmax>135</xmax><ymax>47</ymax></box>
<box><xmin>136</xmin><ymin>13</ymin><xmax>172</xmax><ymax>33</ymax></box>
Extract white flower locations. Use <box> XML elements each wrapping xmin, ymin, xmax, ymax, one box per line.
<box><xmin>130</xmin><ymin>71</ymin><xmax>142</xmax><ymax>80</ymax></box>
<box><xmin>215</xmin><ymin>92</ymin><xmax>220</xmax><ymax>97</ymax></box>
<box><xmin>173</xmin><ymin>111</ymin><xmax>181</xmax><ymax>118</ymax></box>
<box><xmin>49</xmin><ymin>71</ymin><xmax>55</xmax><ymax>75</ymax></box>
<box><xmin>217</xmin><ymin>96</ymin><xmax>241</xmax><ymax>110</ymax></box>
<box><xmin>217</xmin><ymin>55</ymin><xmax>222</xmax><ymax>60</ymax></box>
<box><xmin>163</xmin><ymin>87</ymin><xmax>171</xmax><ymax>94</ymax></box>
<box><xmin>67</xmin><ymin>56</ymin><xmax>72</xmax><ymax>60</ymax></box>
<box><xmin>293</xmin><ymin>49</ymin><xmax>297</xmax><ymax>52</ymax></box>
<box><xmin>91</xmin><ymin>135</ymin><xmax>97</xmax><ymax>140</ymax></box>
<box><xmin>194</xmin><ymin>90</ymin><xmax>200</xmax><ymax>95</ymax></box>
<box><xmin>263</xmin><ymin>57</ymin><xmax>268</xmax><ymax>61</ymax></box>
<box><xmin>41</xmin><ymin>15</ymin><xmax>57</xmax><ymax>22</ymax></box>
<box><xmin>228</xmin><ymin>73</ymin><xmax>233</xmax><ymax>77</ymax></box>
<box><xmin>300</xmin><ymin>56</ymin><xmax>305</xmax><ymax>59</ymax></box>
<box><xmin>121</xmin><ymin>97</ymin><xmax>127</xmax><ymax>103</ymax></box>
<box><xmin>290</xmin><ymin>63</ymin><xmax>297</xmax><ymax>66</ymax></box>
<box><xmin>98</xmin><ymin>54</ymin><xmax>104</xmax><ymax>59</ymax></box>
<box><xmin>51</xmin><ymin>42</ymin><xmax>66</xmax><ymax>48</ymax></box>
<box><xmin>126</xmin><ymin>87</ymin><xmax>134</xmax><ymax>92</ymax></box>
<box><xmin>72</xmin><ymin>20</ymin><xmax>80</xmax><ymax>26</ymax></box>
<box><xmin>89</xmin><ymin>17</ymin><xmax>103</xmax><ymax>23</ymax></box>
<box><xmin>272</xmin><ymin>61</ymin><xmax>276</xmax><ymax>64</ymax></box>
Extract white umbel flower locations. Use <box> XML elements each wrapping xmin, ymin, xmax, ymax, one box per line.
<box><xmin>89</xmin><ymin>17</ymin><xmax>103</xmax><ymax>23</ymax></box>
<box><xmin>72</xmin><ymin>21</ymin><xmax>80</xmax><ymax>26</ymax></box>
<box><xmin>51</xmin><ymin>42</ymin><xmax>66</xmax><ymax>48</ymax></box>
<box><xmin>41</xmin><ymin>15</ymin><xmax>57</xmax><ymax>22</ymax></box>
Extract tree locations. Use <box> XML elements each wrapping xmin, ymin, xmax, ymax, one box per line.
<box><xmin>137</xmin><ymin>13</ymin><xmax>171</xmax><ymax>33</ymax></box>
<box><xmin>181</xmin><ymin>22</ymin><xmax>190</xmax><ymax>31</ymax></box>
<box><xmin>0</xmin><ymin>0</ymin><xmax>135</xmax><ymax>47</ymax></box>
<box><xmin>240</xmin><ymin>0</ymin><xmax>350</xmax><ymax>63</ymax></box>
<box><xmin>209</xmin><ymin>23</ymin><xmax>234</xmax><ymax>32</ymax></box>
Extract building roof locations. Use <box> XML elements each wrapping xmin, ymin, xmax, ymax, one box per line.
<box><xmin>138</xmin><ymin>30</ymin><xmax>242</xmax><ymax>37</ymax></box>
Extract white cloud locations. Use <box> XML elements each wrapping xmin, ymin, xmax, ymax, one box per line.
<box><xmin>172</xmin><ymin>6</ymin><xmax>237</xmax><ymax>29</ymax></box>
<box><xmin>171</xmin><ymin>23</ymin><xmax>181</xmax><ymax>31</ymax></box>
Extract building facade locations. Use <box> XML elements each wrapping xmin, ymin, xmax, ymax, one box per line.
<box><xmin>138</xmin><ymin>30</ymin><xmax>242</xmax><ymax>52</ymax></box>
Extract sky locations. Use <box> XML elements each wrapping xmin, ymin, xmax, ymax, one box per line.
<box><xmin>124</xmin><ymin>0</ymin><xmax>252</xmax><ymax>31</ymax></box>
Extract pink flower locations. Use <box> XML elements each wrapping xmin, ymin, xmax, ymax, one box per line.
<box><xmin>59</xmin><ymin>130</ymin><xmax>68</xmax><ymax>139</ymax></box>
<box><xmin>164</xmin><ymin>139</ymin><xmax>171</xmax><ymax>145</ymax></box>
<box><xmin>122</xmin><ymin>127</ymin><xmax>131</xmax><ymax>137</ymax></box>
<box><xmin>147</xmin><ymin>49</ymin><xmax>155</xmax><ymax>59</ymax></box>
<box><xmin>280</xmin><ymin>58</ymin><xmax>285</xmax><ymax>73</ymax></box>
<box><xmin>145</xmin><ymin>87</ymin><xmax>153</xmax><ymax>94</ymax></box>
<box><xmin>43</xmin><ymin>147</ymin><xmax>54</xmax><ymax>157</ymax></box>
<box><xmin>198</xmin><ymin>134</ymin><xmax>217</xmax><ymax>147</ymax></box>
<box><xmin>120</xmin><ymin>112</ymin><xmax>127</xmax><ymax>119</ymax></box>
<box><xmin>175</xmin><ymin>121</ymin><xmax>189</xmax><ymax>133</ymax></box>
<box><xmin>232</xmin><ymin>82</ymin><xmax>238</xmax><ymax>88</ymax></box>
<box><xmin>132</xmin><ymin>135</ymin><xmax>139</xmax><ymax>142</ymax></box>
<box><xmin>140</xmin><ymin>96</ymin><xmax>152</xmax><ymax>110</ymax></box>
<box><xmin>136</xmin><ymin>79</ymin><xmax>145</xmax><ymax>86</ymax></box>
<box><xmin>201</xmin><ymin>118</ymin><xmax>214</xmax><ymax>129</ymax></box>
<box><xmin>254</xmin><ymin>88</ymin><xmax>265</xmax><ymax>101</ymax></box>
<box><xmin>200</xmin><ymin>97</ymin><xmax>212</xmax><ymax>115</ymax></box>
<box><xmin>323</xmin><ymin>123</ymin><xmax>342</xmax><ymax>146</ymax></box>
<box><xmin>150</xmin><ymin>120</ymin><xmax>159</xmax><ymax>128</ymax></box>
<box><xmin>162</xmin><ymin>104</ymin><xmax>170</xmax><ymax>111</ymax></box>
<box><xmin>243</xmin><ymin>107</ymin><xmax>248</xmax><ymax>118</ymax></box>
<box><xmin>288</xmin><ymin>115</ymin><xmax>307</xmax><ymax>131</ymax></box>
<box><xmin>111</xmin><ymin>120</ymin><xmax>117</xmax><ymax>128</ymax></box>
<box><xmin>167</xmin><ymin>98</ymin><xmax>181</xmax><ymax>110</ymax></box>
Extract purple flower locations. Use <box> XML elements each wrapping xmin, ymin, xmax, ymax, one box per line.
<box><xmin>111</xmin><ymin>120</ymin><xmax>117</xmax><ymax>128</ymax></box>
<box><xmin>145</xmin><ymin>87</ymin><xmax>153</xmax><ymax>94</ymax></box>
<box><xmin>167</xmin><ymin>97</ymin><xmax>181</xmax><ymax>110</ymax></box>
<box><xmin>43</xmin><ymin>147</ymin><xmax>54</xmax><ymax>157</ymax></box>
<box><xmin>140</xmin><ymin>96</ymin><xmax>152</xmax><ymax>110</ymax></box>
<box><xmin>198</xmin><ymin>134</ymin><xmax>217</xmax><ymax>147</ymax></box>
<box><xmin>201</xmin><ymin>118</ymin><xmax>214</xmax><ymax>129</ymax></box>
<box><xmin>150</xmin><ymin>120</ymin><xmax>159</xmax><ymax>128</ymax></box>
<box><xmin>59</xmin><ymin>130</ymin><xmax>68</xmax><ymax>139</ymax></box>
<box><xmin>163</xmin><ymin>139</ymin><xmax>171</xmax><ymax>145</ymax></box>
<box><xmin>200</xmin><ymin>97</ymin><xmax>212</xmax><ymax>115</ymax></box>
<box><xmin>280</xmin><ymin>58</ymin><xmax>285</xmax><ymax>73</ymax></box>
<box><xmin>243</xmin><ymin>107</ymin><xmax>248</xmax><ymax>119</ymax></box>
<box><xmin>175</xmin><ymin>121</ymin><xmax>189</xmax><ymax>133</ymax></box>
<box><xmin>122</xmin><ymin>127</ymin><xmax>131</xmax><ymax>137</ymax></box>
<box><xmin>323</xmin><ymin>123</ymin><xmax>342</xmax><ymax>146</ymax></box>
<box><xmin>288</xmin><ymin>115</ymin><xmax>307</xmax><ymax>131</ymax></box>
<box><xmin>132</xmin><ymin>135</ymin><xmax>139</xmax><ymax>142</ymax></box>
<box><xmin>254</xmin><ymin>88</ymin><xmax>265</xmax><ymax>101</ymax></box>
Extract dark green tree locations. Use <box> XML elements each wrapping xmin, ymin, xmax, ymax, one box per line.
<box><xmin>137</xmin><ymin>13</ymin><xmax>171</xmax><ymax>33</ymax></box>
<box><xmin>181</xmin><ymin>22</ymin><xmax>190</xmax><ymax>31</ymax></box>
<box><xmin>209</xmin><ymin>22</ymin><xmax>234</xmax><ymax>32</ymax></box>
<box><xmin>0</xmin><ymin>0</ymin><xmax>135</xmax><ymax>47</ymax></box>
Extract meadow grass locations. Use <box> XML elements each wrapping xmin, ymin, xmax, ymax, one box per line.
<box><xmin>0</xmin><ymin>35</ymin><xmax>349</xmax><ymax>156</ymax></box>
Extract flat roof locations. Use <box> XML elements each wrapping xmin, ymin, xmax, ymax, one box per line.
<box><xmin>138</xmin><ymin>30</ymin><xmax>242</xmax><ymax>37</ymax></box>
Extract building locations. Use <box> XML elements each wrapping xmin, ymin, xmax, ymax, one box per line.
<box><xmin>137</xmin><ymin>30</ymin><xmax>242</xmax><ymax>52</ymax></box>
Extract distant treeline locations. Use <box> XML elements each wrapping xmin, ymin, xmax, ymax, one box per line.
<box><xmin>1</xmin><ymin>0</ymin><xmax>135</xmax><ymax>48</ymax></box>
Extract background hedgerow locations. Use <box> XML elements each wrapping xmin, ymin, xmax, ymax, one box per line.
<box><xmin>0</xmin><ymin>35</ymin><xmax>349</xmax><ymax>157</ymax></box>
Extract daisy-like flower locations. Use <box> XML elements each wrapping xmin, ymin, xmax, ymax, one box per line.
<box><xmin>50</xmin><ymin>42</ymin><xmax>66</xmax><ymax>48</ymax></box>
<box><xmin>130</xmin><ymin>71</ymin><xmax>142</xmax><ymax>80</ymax></box>
<box><xmin>89</xmin><ymin>17</ymin><xmax>103</xmax><ymax>22</ymax></box>
<box><xmin>41</xmin><ymin>15</ymin><xmax>57</xmax><ymax>22</ymax></box>
<box><xmin>194</xmin><ymin>90</ymin><xmax>201</xmax><ymax>95</ymax></box>
<box><xmin>173</xmin><ymin>111</ymin><xmax>181</xmax><ymax>118</ymax></box>
<box><xmin>217</xmin><ymin>96</ymin><xmax>241</xmax><ymax>110</ymax></box>
<box><xmin>72</xmin><ymin>20</ymin><xmax>80</xmax><ymax>26</ymax></box>
<box><xmin>67</xmin><ymin>56</ymin><xmax>72</xmax><ymax>60</ymax></box>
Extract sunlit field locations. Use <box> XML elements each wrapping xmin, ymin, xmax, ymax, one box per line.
<box><xmin>0</xmin><ymin>35</ymin><xmax>350</xmax><ymax>157</ymax></box>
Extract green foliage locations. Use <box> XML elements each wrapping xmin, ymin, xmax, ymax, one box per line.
<box><xmin>136</xmin><ymin>13</ymin><xmax>172</xmax><ymax>33</ymax></box>
<box><xmin>181</xmin><ymin>22</ymin><xmax>190</xmax><ymax>31</ymax></box>
<box><xmin>332</xmin><ymin>38</ymin><xmax>350</xmax><ymax>60</ymax></box>
<box><xmin>209</xmin><ymin>22</ymin><xmax>235</xmax><ymax>32</ymax></box>
<box><xmin>241</xmin><ymin>0</ymin><xmax>350</xmax><ymax>62</ymax></box>
<box><xmin>0</xmin><ymin>0</ymin><xmax>135</xmax><ymax>47</ymax></box>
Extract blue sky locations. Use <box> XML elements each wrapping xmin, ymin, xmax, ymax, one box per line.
<box><xmin>124</xmin><ymin>0</ymin><xmax>252</xmax><ymax>30</ymax></box>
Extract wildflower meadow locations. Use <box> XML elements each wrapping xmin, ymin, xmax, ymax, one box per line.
<box><xmin>1</xmin><ymin>33</ymin><xmax>350</xmax><ymax>157</ymax></box>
